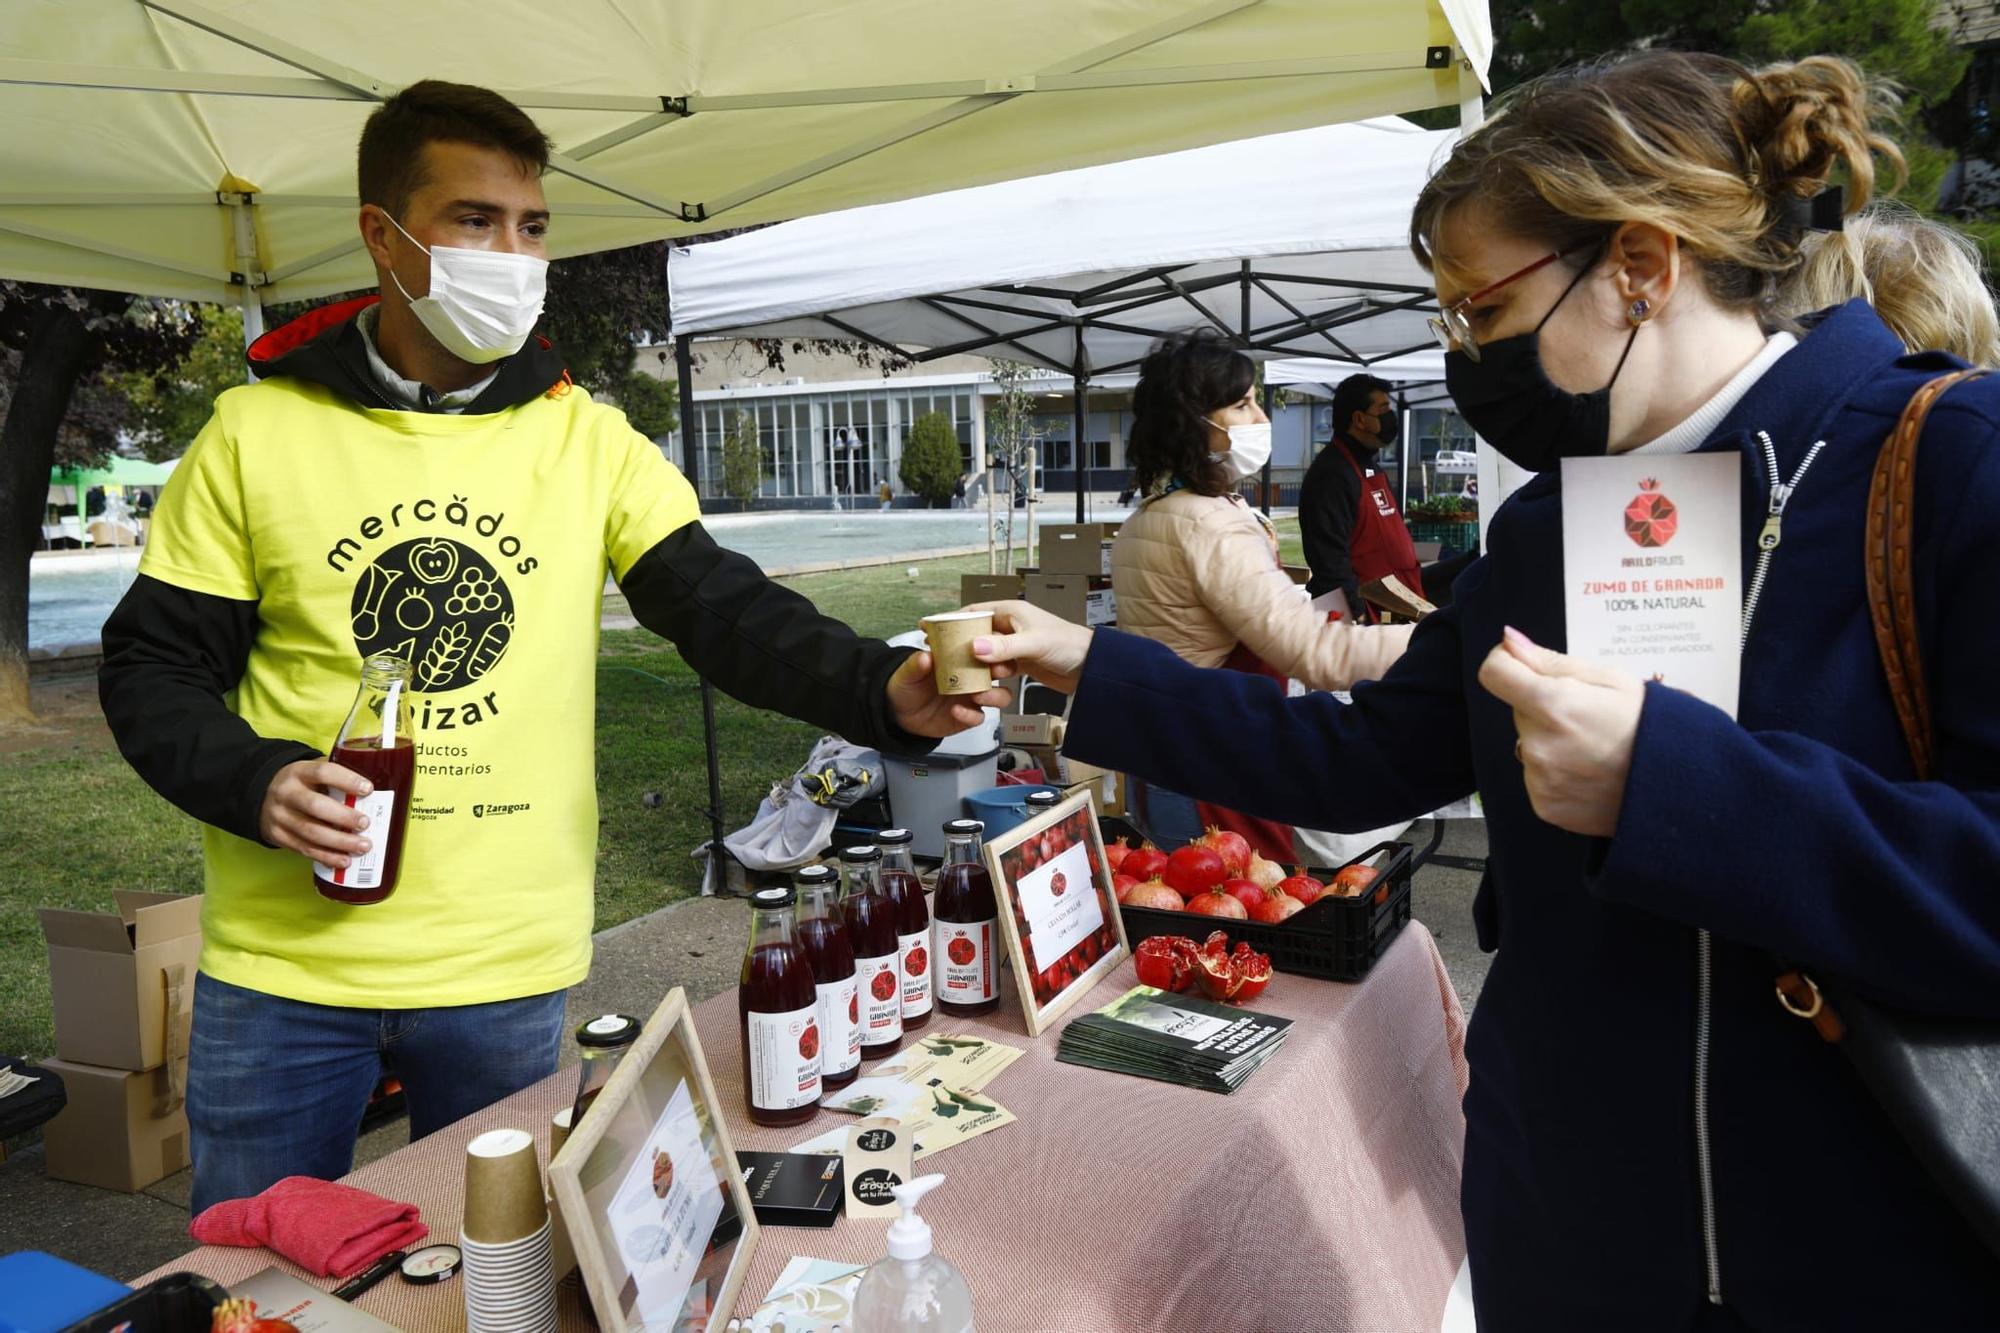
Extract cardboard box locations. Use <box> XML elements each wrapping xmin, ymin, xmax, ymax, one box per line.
<box><xmin>1039</xmin><ymin>523</ymin><xmax>1119</xmax><ymax>576</ymax></box>
<box><xmin>39</xmin><ymin>1058</ymin><xmax>190</xmax><ymax>1192</ymax></box>
<box><xmin>1021</xmin><ymin>748</ymin><xmax>1126</xmax><ymax>817</ymax></box>
<box><xmin>959</xmin><ymin>573</ymin><xmax>1023</xmax><ymax>604</ymax></box>
<box><xmin>1022</xmin><ymin>573</ymin><xmax>1116</xmax><ymax>628</ymax></box>
<box><xmin>38</xmin><ymin>891</ymin><xmax>201</xmax><ymax>1072</ymax></box>
<box><xmin>1001</xmin><ymin>712</ymin><xmax>1066</xmax><ymax>747</ymax></box>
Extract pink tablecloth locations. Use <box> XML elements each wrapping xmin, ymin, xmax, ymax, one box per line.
<box><xmin>140</xmin><ymin>923</ymin><xmax>1468</xmax><ymax>1332</ymax></box>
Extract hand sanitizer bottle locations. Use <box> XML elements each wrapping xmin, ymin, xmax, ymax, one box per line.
<box><xmin>852</xmin><ymin>1174</ymin><xmax>975</xmax><ymax>1333</ymax></box>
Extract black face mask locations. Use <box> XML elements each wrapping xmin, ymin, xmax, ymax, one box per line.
<box><xmin>1443</xmin><ymin>260</ymin><xmax>1640</xmax><ymax>472</ymax></box>
<box><xmin>1346</xmin><ymin>405</ymin><xmax>1400</xmax><ymax>451</ymax></box>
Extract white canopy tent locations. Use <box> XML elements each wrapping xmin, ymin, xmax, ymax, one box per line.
<box><xmin>666</xmin><ymin>112</ymin><xmax>1473</xmax><ymax>519</ymax></box>
<box><xmin>1</xmin><ymin>0</ymin><xmax>1489</xmax><ymax>323</ymax></box>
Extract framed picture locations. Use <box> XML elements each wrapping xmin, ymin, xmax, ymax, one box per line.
<box><xmin>548</xmin><ymin>988</ymin><xmax>760</xmax><ymax>1333</ymax></box>
<box><xmin>982</xmin><ymin>788</ymin><xmax>1129</xmax><ymax>1036</ymax></box>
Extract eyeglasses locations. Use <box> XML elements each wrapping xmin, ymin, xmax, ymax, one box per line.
<box><xmin>1427</xmin><ymin>245</ymin><xmax>1589</xmax><ymax>362</ymax></box>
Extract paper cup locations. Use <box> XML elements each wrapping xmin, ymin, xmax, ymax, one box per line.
<box><xmin>921</xmin><ymin>611</ymin><xmax>993</xmax><ymax>695</ymax></box>
<box><xmin>463</xmin><ymin>1128</ymin><xmax>548</xmax><ymax>1244</ymax></box>
<box><xmin>548</xmin><ymin>1106</ymin><xmax>574</xmax><ymax>1158</ymax></box>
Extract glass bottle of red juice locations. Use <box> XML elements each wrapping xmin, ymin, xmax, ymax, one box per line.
<box><xmin>933</xmin><ymin>819</ymin><xmax>1000</xmax><ymax>1016</ymax></box>
<box><xmin>876</xmin><ymin>828</ymin><xmax>933</xmax><ymax>1033</ymax></box>
<box><xmin>840</xmin><ymin>845</ymin><xmax>903</xmax><ymax>1058</ymax></box>
<box><xmin>794</xmin><ymin>864</ymin><xmax>860</xmax><ymax>1089</ymax></box>
<box><xmin>313</xmin><ymin>653</ymin><xmax>416</xmax><ymax>905</ymax></box>
<box><xmin>739</xmin><ymin>884</ymin><xmax>821</xmax><ymax>1127</ymax></box>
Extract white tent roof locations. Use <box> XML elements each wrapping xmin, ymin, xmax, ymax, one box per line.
<box><xmin>0</xmin><ymin>0</ymin><xmax>1490</xmax><ymax>306</ymax></box>
<box><xmin>667</xmin><ymin>114</ymin><xmax>1460</xmax><ymax>375</ymax></box>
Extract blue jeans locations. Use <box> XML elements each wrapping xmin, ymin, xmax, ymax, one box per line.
<box><xmin>187</xmin><ymin>972</ymin><xmax>567</xmax><ymax>1214</ymax></box>
<box><xmin>1131</xmin><ymin>778</ymin><xmax>1205</xmax><ymax>849</ymax></box>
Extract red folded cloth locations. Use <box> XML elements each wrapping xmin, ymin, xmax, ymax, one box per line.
<box><xmin>190</xmin><ymin>1175</ymin><xmax>429</xmax><ymax>1278</ymax></box>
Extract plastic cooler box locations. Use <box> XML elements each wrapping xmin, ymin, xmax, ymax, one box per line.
<box><xmin>883</xmin><ymin>748</ymin><xmax>1000</xmax><ymax>858</ymax></box>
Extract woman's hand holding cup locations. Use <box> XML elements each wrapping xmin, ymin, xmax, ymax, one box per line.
<box><xmin>964</xmin><ymin>599</ymin><xmax>1094</xmax><ymax>694</ymax></box>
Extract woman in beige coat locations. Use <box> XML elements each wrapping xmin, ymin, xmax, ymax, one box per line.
<box><xmin>1112</xmin><ymin>332</ymin><xmax>1411</xmax><ymax>856</ymax></box>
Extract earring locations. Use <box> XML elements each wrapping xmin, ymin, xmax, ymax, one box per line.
<box><xmin>1628</xmin><ymin>298</ymin><xmax>1651</xmax><ymax>326</ymax></box>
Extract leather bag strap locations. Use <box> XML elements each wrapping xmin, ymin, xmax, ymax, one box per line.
<box><xmin>1865</xmin><ymin>368</ymin><xmax>1987</xmax><ymax>781</ymax></box>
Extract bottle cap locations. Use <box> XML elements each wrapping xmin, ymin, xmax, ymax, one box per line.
<box><xmin>840</xmin><ymin>845</ymin><xmax>883</xmax><ymax>864</ymax></box>
<box><xmin>795</xmin><ymin>864</ymin><xmax>838</xmax><ymax>886</ymax></box>
<box><xmin>885</xmin><ymin>1173</ymin><xmax>946</xmax><ymax>1261</ymax></box>
<box><xmin>575</xmin><ymin>1014</ymin><xmax>641</xmax><ymax>1048</ymax></box>
<box><xmin>943</xmin><ymin>819</ymin><xmax>984</xmax><ymax>836</ymax></box>
<box><xmin>875</xmin><ymin>828</ymin><xmax>914</xmax><ymax>846</ymax></box>
<box><xmin>1025</xmin><ymin>791</ymin><xmax>1061</xmax><ymax>808</ymax></box>
<box><xmin>750</xmin><ymin>885</ymin><xmax>797</xmax><ymax>908</ymax></box>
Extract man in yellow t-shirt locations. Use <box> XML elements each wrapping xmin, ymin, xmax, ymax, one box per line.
<box><xmin>99</xmin><ymin>81</ymin><xmax>1004</xmax><ymax>1215</ymax></box>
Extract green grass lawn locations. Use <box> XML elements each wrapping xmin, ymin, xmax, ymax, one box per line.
<box><xmin>0</xmin><ymin>520</ymin><xmax>1301</xmax><ymax>1060</ymax></box>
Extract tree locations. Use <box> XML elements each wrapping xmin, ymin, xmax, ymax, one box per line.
<box><xmin>719</xmin><ymin>409</ymin><xmax>763</xmax><ymax>508</ymax></box>
<box><xmin>605</xmin><ymin>363</ymin><xmax>678</xmax><ymax>440</ymax></box>
<box><xmin>119</xmin><ymin>306</ymin><xmax>247</xmax><ymax>461</ymax></box>
<box><xmin>0</xmin><ymin>284</ymin><xmax>199</xmax><ymax>720</ymax></box>
<box><xmin>898</xmin><ymin>411</ymin><xmax>961</xmax><ymax>507</ymax></box>
<box><xmin>984</xmin><ymin>359</ymin><xmax>1044</xmax><ymax>571</ymax></box>
<box><xmin>537</xmin><ymin>243</ymin><xmax>671</xmax><ymax>393</ymax></box>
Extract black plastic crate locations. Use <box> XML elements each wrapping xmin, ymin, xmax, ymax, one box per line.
<box><xmin>1104</xmin><ymin>818</ymin><xmax>1415</xmax><ymax>983</ymax></box>
<box><xmin>62</xmin><ymin>1272</ymin><xmax>227</xmax><ymax>1333</ymax></box>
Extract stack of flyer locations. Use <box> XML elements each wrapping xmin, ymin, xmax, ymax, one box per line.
<box><xmin>1056</xmin><ymin>986</ymin><xmax>1292</xmax><ymax>1093</ymax></box>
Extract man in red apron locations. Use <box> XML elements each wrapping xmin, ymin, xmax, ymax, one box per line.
<box><xmin>1299</xmin><ymin>374</ymin><xmax>1423</xmax><ymax>620</ymax></box>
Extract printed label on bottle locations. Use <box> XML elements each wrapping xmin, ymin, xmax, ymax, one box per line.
<box><xmin>855</xmin><ymin>954</ymin><xmax>904</xmax><ymax>1043</ymax></box>
<box><xmin>898</xmin><ymin>930</ymin><xmax>934</xmax><ymax>1018</ymax></box>
<box><xmin>312</xmin><ymin>789</ymin><xmax>395</xmax><ymax>888</ymax></box>
<box><xmin>937</xmin><ymin>920</ymin><xmax>997</xmax><ymax>1001</ymax></box>
<box><xmin>817</xmin><ymin>975</ymin><xmax>861</xmax><ymax>1075</ymax></box>
<box><xmin>747</xmin><ymin>1001</ymin><xmax>822</xmax><ymax>1111</ymax></box>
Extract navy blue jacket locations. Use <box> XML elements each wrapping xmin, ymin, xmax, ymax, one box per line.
<box><xmin>1065</xmin><ymin>302</ymin><xmax>2000</xmax><ymax>1330</ymax></box>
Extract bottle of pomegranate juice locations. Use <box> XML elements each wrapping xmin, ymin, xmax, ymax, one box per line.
<box><xmin>840</xmin><ymin>845</ymin><xmax>903</xmax><ymax>1058</ymax></box>
<box><xmin>739</xmin><ymin>884</ymin><xmax>821</xmax><ymax>1127</ymax></box>
<box><xmin>314</xmin><ymin>653</ymin><xmax>416</xmax><ymax>905</ymax></box>
<box><xmin>933</xmin><ymin>819</ymin><xmax>1001</xmax><ymax>1017</ymax></box>
<box><xmin>876</xmin><ymin>828</ymin><xmax>933</xmax><ymax>1033</ymax></box>
<box><xmin>793</xmin><ymin>863</ymin><xmax>861</xmax><ymax>1090</ymax></box>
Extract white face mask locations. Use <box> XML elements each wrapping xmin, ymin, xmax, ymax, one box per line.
<box><xmin>1210</xmin><ymin>420</ymin><xmax>1273</xmax><ymax>482</ymax></box>
<box><xmin>383</xmin><ymin>212</ymin><xmax>548</xmax><ymax>365</ymax></box>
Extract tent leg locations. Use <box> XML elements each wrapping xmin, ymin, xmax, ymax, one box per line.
<box><xmin>673</xmin><ymin>332</ymin><xmax>732</xmax><ymax>882</ymax></box>
<box><xmin>1071</xmin><ymin>336</ymin><xmax>1088</xmax><ymax>525</ymax></box>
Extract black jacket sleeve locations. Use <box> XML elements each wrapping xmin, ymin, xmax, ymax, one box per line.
<box><xmin>1298</xmin><ymin>444</ymin><xmax>1362</xmax><ymax>605</ymax></box>
<box><xmin>98</xmin><ymin>575</ymin><xmax>321</xmax><ymax>844</ymax></box>
<box><xmin>619</xmin><ymin>523</ymin><xmax>936</xmax><ymax>758</ymax></box>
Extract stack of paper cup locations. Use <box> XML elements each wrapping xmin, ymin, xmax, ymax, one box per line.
<box><xmin>461</xmin><ymin>1128</ymin><xmax>558</xmax><ymax>1333</ymax></box>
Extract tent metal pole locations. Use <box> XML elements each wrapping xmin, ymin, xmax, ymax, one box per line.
<box><xmin>672</xmin><ymin>332</ymin><xmax>731</xmax><ymax>881</ymax></box>
<box><xmin>228</xmin><ymin>193</ymin><xmax>264</xmax><ymax>384</ymax></box>
<box><xmin>1071</xmin><ymin>327</ymin><xmax>1088</xmax><ymax>523</ymax></box>
<box><xmin>1242</xmin><ymin>260</ymin><xmax>1273</xmax><ymax>516</ymax></box>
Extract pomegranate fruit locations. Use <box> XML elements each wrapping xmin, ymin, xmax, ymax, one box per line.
<box><xmin>1221</xmin><ymin>878</ymin><xmax>1265</xmax><ymax>913</ymax></box>
<box><xmin>1332</xmin><ymin>863</ymin><xmax>1379</xmax><ymax>897</ymax></box>
<box><xmin>1122</xmin><ymin>880</ymin><xmax>1185</xmax><ymax>911</ymax></box>
<box><xmin>1184</xmin><ymin>889</ymin><xmax>1248</xmax><ymax>919</ymax></box>
<box><xmin>1278</xmin><ymin>869</ymin><xmax>1327</xmax><ymax>907</ymax></box>
<box><xmin>1113</xmin><ymin>871</ymin><xmax>1141</xmax><ymax>902</ymax></box>
<box><xmin>1190</xmin><ymin>934</ymin><xmax>1273</xmax><ymax>1003</ymax></box>
<box><xmin>1196</xmin><ymin>826</ymin><xmax>1252</xmax><ymax>878</ymax></box>
<box><xmin>1104</xmin><ymin>839</ymin><xmax>1131</xmax><ymax>873</ymax></box>
<box><xmin>1245</xmin><ymin>852</ymin><xmax>1286</xmax><ymax>892</ymax></box>
<box><xmin>1163</xmin><ymin>845</ymin><xmax>1227</xmax><ymax>897</ymax></box>
<box><xmin>1122</xmin><ymin>847</ymin><xmax>1169</xmax><ymax>881</ymax></box>
<box><xmin>1249</xmin><ymin>891</ymin><xmax>1304</xmax><ymax>925</ymax></box>
<box><xmin>1133</xmin><ymin>936</ymin><xmax>1193</xmax><ymax>992</ymax></box>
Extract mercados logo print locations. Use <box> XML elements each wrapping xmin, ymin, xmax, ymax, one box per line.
<box><xmin>325</xmin><ymin>492</ymin><xmax>540</xmax><ymax>738</ymax></box>
<box><xmin>351</xmin><ymin>538</ymin><xmax>514</xmax><ymax>693</ymax></box>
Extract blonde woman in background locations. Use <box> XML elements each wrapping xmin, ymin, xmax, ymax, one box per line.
<box><xmin>1782</xmin><ymin>200</ymin><xmax>1999</xmax><ymax>363</ymax></box>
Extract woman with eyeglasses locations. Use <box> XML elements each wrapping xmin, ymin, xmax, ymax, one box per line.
<box><xmin>972</xmin><ymin>52</ymin><xmax>2000</xmax><ymax>1330</ymax></box>
<box><xmin>1108</xmin><ymin>329</ymin><xmax>1412</xmax><ymax>861</ymax></box>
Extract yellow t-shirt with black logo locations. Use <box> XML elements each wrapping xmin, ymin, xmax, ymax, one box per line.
<box><xmin>140</xmin><ymin>375</ymin><xmax>699</xmax><ymax>1008</ymax></box>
